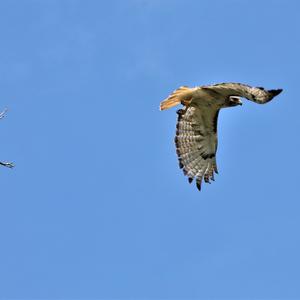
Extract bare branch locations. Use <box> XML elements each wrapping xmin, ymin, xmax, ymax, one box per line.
<box><xmin>0</xmin><ymin>108</ymin><xmax>8</xmax><ymax>120</ymax></box>
<box><xmin>0</xmin><ymin>161</ymin><xmax>14</xmax><ymax>168</ymax></box>
<box><xmin>0</xmin><ymin>108</ymin><xmax>14</xmax><ymax>168</ymax></box>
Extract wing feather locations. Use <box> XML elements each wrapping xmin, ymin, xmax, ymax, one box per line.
<box><xmin>201</xmin><ymin>82</ymin><xmax>282</xmax><ymax>104</ymax></box>
<box><xmin>175</xmin><ymin>106</ymin><xmax>219</xmax><ymax>190</ymax></box>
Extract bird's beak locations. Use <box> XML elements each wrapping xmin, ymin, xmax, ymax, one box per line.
<box><xmin>230</xmin><ymin>97</ymin><xmax>243</xmax><ymax>106</ymax></box>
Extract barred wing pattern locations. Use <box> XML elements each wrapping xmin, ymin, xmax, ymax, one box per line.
<box><xmin>160</xmin><ymin>82</ymin><xmax>283</xmax><ymax>191</ymax></box>
<box><xmin>202</xmin><ymin>82</ymin><xmax>282</xmax><ymax>104</ymax></box>
<box><xmin>175</xmin><ymin>106</ymin><xmax>219</xmax><ymax>191</ymax></box>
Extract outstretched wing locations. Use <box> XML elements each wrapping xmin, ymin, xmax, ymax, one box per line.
<box><xmin>202</xmin><ymin>82</ymin><xmax>282</xmax><ymax>104</ymax></box>
<box><xmin>175</xmin><ymin>106</ymin><xmax>219</xmax><ymax>190</ymax></box>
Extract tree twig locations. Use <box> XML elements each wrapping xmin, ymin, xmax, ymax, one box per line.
<box><xmin>0</xmin><ymin>108</ymin><xmax>8</xmax><ymax>119</ymax></box>
<box><xmin>0</xmin><ymin>108</ymin><xmax>14</xmax><ymax>168</ymax></box>
<box><xmin>0</xmin><ymin>161</ymin><xmax>14</xmax><ymax>168</ymax></box>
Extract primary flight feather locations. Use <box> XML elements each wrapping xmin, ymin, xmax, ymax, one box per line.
<box><xmin>160</xmin><ymin>82</ymin><xmax>282</xmax><ymax>191</ymax></box>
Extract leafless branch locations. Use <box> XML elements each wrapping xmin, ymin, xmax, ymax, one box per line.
<box><xmin>0</xmin><ymin>108</ymin><xmax>8</xmax><ymax>119</ymax></box>
<box><xmin>0</xmin><ymin>108</ymin><xmax>14</xmax><ymax>168</ymax></box>
<box><xmin>0</xmin><ymin>161</ymin><xmax>14</xmax><ymax>168</ymax></box>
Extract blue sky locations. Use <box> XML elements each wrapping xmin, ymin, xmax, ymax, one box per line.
<box><xmin>0</xmin><ymin>0</ymin><xmax>299</xmax><ymax>299</ymax></box>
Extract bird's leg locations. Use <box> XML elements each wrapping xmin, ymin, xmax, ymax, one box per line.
<box><xmin>0</xmin><ymin>161</ymin><xmax>14</xmax><ymax>168</ymax></box>
<box><xmin>181</xmin><ymin>105</ymin><xmax>190</xmax><ymax>115</ymax></box>
<box><xmin>176</xmin><ymin>104</ymin><xmax>190</xmax><ymax>116</ymax></box>
<box><xmin>0</xmin><ymin>108</ymin><xmax>8</xmax><ymax>120</ymax></box>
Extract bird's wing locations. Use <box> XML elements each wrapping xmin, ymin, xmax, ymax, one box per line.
<box><xmin>175</xmin><ymin>105</ymin><xmax>219</xmax><ymax>190</ymax></box>
<box><xmin>201</xmin><ymin>82</ymin><xmax>282</xmax><ymax>104</ymax></box>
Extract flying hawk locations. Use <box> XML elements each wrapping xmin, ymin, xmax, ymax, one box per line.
<box><xmin>160</xmin><ymin>82</ymin><xmax>282</xmax><ymax>191</ymax></box>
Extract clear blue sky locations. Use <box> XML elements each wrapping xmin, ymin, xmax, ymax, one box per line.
<box><xmin>0</xmin><ymin>0</ymin><xmax>299</xmax><ymax>299</ymax></box>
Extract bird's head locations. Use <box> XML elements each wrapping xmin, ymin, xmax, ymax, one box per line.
<box><xmin>224</xmin><ymin>96</ymin><xmax>243</xmax><ymax>108</ymax></box>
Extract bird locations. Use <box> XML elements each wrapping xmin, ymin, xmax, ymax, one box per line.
<box><xmin>160</xmin><ymin>82</ymin><xmax>282</xmax><ymax>191</ymax></box>
<box><xmin>0</xmin><ymin>108</ymin><xmax>14</xmax><ymax>169</ymax></box>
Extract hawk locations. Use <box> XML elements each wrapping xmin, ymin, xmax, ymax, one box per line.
<box><xmin>160</xmin><ymin>82</ymin><xmax>282</xmax><ymax>191</ymax></box>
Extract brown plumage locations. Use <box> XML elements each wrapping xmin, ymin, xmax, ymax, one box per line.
<box><xmin>160</xmin><ymin>82</ymin><xmax>282</xmax><ymax>191</ymax></box>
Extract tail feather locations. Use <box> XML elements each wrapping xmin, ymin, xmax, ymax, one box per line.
<box><xmin>160</xmin><ymin>86</ymin><xmax>194</xmax><ymax>110</ymax></box>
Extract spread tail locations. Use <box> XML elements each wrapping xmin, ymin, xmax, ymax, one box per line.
<box><xmin>160</xmin><ymin>86</ymin><xmax>194</xmax><ymax>110</ymax></box>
